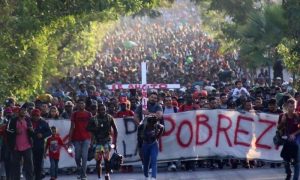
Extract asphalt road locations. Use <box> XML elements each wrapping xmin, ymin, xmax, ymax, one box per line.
<box><xmin>55</xmin><ymin>167</ymin><xmax>286</xmax><ymax>180</ymax></box>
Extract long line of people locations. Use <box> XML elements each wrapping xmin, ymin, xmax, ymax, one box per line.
<box><xmin>0</xmin><ymin>76</ymin><xmax>299</xmax><ymax>180</ymax></box>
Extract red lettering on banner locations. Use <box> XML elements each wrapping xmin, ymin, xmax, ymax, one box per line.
<box><xmin>142</xmin><ymin>84</ymin><xmax>147</xmax><ymax>90</ymax></box>
<box><xmin>128</xmin><ymin>84</ymin><xmax>135</xmax><ymax>89</ymax></box>
<box><xmin>163</xmin><ymin>116</ymin><xmax>176</xmax><ymax>136</ymax></box>
<box><xmin>141</xmin><ymin>91</ymin><xmax>147</xmax><ymax>97</ymax></box>
<box><xmin>196</xmin><ymin>114</ymin><xmax>212</xmax><ymax>146</ymax></box>
<box><xmin>135</xmin><ymin>84</ymin><xmax>141</xmax><ymax>89</ymax></box>
<box><xmin>216</xmin><ymin>114</ymin><xmax>232</xmax><ymax>147</ymax></box>
<box><xmin>159</xmin><ymin>84</ymin><xmax>167</xmax><ymax>89</ymax></box>
<box><xmin>255</xmin><ymin>119</ymin><xmax>276</xmax><ymax>149</ymax></box>
<box><xmin>176</xmin><ymin>120</ymin><xmax>193</xmax><ymax>148</ymax></box>
<box><xmin>234</xmin><ymin>116</ymin><xmax>254</xmax><ymax>147</ymax></box>
<box><xmin>152</xmin><ymin>84</ymin><xmax>158</xmax><ymax>88</ymax></box>
<box><xmin>112</xmin><ymin>83</ymin><xmax>122</xmax><ymax>90</ymax></box>
<box><xmin>160</xmin><ymin>116</ymin><xmax>176</xmax><ymax>151</ymax></box>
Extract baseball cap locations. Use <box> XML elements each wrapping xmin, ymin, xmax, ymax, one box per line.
<box><xmin>31</xmin><ymin>109</ymin><xmax>41</xmax><ymax>116</ymax></box>
<box><xmin>65</xmin><ymin>101</ymin><xmax>74</xmax><ymax>106</ymax></box>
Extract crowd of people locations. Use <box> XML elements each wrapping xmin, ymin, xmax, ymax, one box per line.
<box><xmin>0</xmin><ymin>1</ymin><xmax>300</xmax><ymax>180</ymax></box>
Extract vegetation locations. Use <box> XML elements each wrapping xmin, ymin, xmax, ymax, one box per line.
<box><xmin>194</xmin><ymin>0</ymin><xmax>300</xmax><ymax>81</ymax></box>
<box><xmin>0</xmin><ymin>0</ymin><xmax>172</xmax><ymax>101</ymax></box>
<box><xmin>1</xmin><ymin>0</ymin><xmax>299</xmax><ymax>101</ymax></box>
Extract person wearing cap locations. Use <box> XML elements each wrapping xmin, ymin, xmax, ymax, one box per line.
<box><xmin>116</xmin><ymin>97</ymin><xmax>134</xmax><ymax>173</ymax></box>
<box><xmin>116</xmin><ymin>97</ymin><xmax>134</xmax><ymax>119</ymax></box>
<box><xmin>6</xmin><ymin>106</ymin><xmax>35</xmax><ymax>180</ymax></box>
<box><xmin>31</xmin><ymin>109</ymin><xmax>51</xmax><ymax>180</ymax></box>
<box><xmin>60</xmin><ymin>101</ymin><xmax>74</xmax><ymax>119</ymax></box>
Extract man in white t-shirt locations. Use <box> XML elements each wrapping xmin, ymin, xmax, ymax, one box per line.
<box><xmin>162</xmin><ymin>96</ymin><xmax>178</xmax><ymax>171</ymax></box>
<box><xmin>163</xmin><ymin>96</ymin><xmax>178</xmax><ymax>114</ymax></box>
<box><xmin>231</xmin><ymin>80</ymin><xmax>250</xmax><ymax>102</ymax></box>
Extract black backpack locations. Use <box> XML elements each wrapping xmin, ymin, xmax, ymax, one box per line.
<box><xmin>110</xmin><ymin>149</ymin><xmax>123</xmax><ymax>170</ymax></box>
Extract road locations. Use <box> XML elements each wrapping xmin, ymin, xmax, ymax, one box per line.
<box><xmin>55</xmin><ymin>167</ymin><xmax>287</xmax><ymax>180</ymax></box>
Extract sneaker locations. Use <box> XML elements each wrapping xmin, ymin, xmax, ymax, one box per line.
<box><xmin>168</xmin><ymin>164</ymin><xmax>177</xmax><ymax>171</ymax></box>
<box><xmin>81</xmin><ymin>175</ymin><xmax>87</xmax><ymax>180</ymax></box>
<box><xmin>104</xmin><ymin>174</ymin><xmax>110</xmax><ymax>180</ymax></box>
<box><xmin>76</xmin><ymin>175</ymin><xmax>81</xmax><ymax>180</ymax></box>
<box><xmin>20</xmin><ymin>173</ymin><xmax>24</xmax><ymax>179</ymax></box>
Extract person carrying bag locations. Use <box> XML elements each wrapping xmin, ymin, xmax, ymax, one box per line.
<box><xmin>277</xmin><ymin>99</ymin><xmax>300</xmax><ymax>180</ymax></box>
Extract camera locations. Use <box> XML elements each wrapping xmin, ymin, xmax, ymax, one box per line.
<box><xmin>146</xmin><ymin>115</ymin><xmax>158</xmax><ymax>124</ymax></box>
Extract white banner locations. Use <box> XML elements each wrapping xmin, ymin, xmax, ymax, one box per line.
<box><xmin>44</xmin><ymin>110</ymin><xmax>282</xmax><ymax>168</ymax></box>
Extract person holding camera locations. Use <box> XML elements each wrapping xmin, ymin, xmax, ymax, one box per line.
<box><xmin>87</xmin><ymin>103</ymin><xmax>118</xmax><ymax>180</ymax></box>
<box><xmin>137</xmin><ymin>115</ymin><xmax>164</xmax><ymax>180</ymax></box>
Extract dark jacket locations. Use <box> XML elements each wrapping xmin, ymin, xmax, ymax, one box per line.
<box><xmin>32</xmin><ymin>118</ymin><xmax>51</xmax><ymax>149</ymax></box>
<box><xmin>6</xmin><ymin>116</ymin><xmax>34</xmax><ymax>150</ymax></box>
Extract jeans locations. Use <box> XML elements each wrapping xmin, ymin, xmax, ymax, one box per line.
<box><xmin>10</xmin><ymin>148</ymin><xmax>34</xmax><ymax>180</ymax></box>
<box><xmin>142</xmin><ymin>141</ymin><xmax>158</xmax><ymax>178</ymax></box>
<box><xmin>284</xmin><ymin>143</ymin><xmax>300</xmax><ymax>180</ymax></box>
<box><xmin>50</xmin><ymin>158</ymin><xmax>59</xmax><ymax>178</ymax></box>
<box><xmin>73</xmin><ymin>139</ymin><xmax>90</xmax><ymax>178</ymax></box>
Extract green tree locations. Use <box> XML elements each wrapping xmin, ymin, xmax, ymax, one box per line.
<box><xmin>277</xmin><ymin>0</ymin><xmax>300</xmax><ymax>80</ymax></box>
<box><xmin>238</xmin><ymin>5</ymin><xmax>287</xmax><ymax>70</ymax></box>
<box><xmin>0</xmin><ymin>0</ymin><xmax>172</xmax><ymax>102</ymax></box>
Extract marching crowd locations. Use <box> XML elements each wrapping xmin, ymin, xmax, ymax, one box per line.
<box><xmin>0</xmin><ymin>77</ymin><xmax>300</xmax><ymax>180</ymax></box>
<box><xmin>1</xmin><ymin>1</ymin><xmax>300</xmax><ymax>180</ymax></box>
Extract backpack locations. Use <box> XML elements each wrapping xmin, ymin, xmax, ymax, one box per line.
<box><xmin>110</xmin><ymin>149</ymin><xmax>123</xmax><ymax>170</ymax></box>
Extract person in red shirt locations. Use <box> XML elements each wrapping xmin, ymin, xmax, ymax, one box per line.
<box><xmin>68</xmin><ymin>99</ymin><xmax>92</xmax><ymax>180</ymax></box>
<box><xmin>179</xmin><ymin>94</ymin><xmax>200</xmax><ymax>112</ymax></box>
<box><xmin>116</xmin><ymin>98</ymin><xmax>134</xmax><ymax>118</ymax></box>
<box><xmin>45</xmin><ymin>126</ymin><xmax>65</xmax><ymax>180</ymax></box>
<box><xmin>116</xmin><ymin>98</ymin><xmax>134</xmax><ymax>173</ymax></box>
<box><xmin>178</xmin><ymin>94</ymin><xmax>200</xmax><ymax>171</ymax></box>
<box><xmin>278</xmin><ymin>98</ymin><xmax>300</xmax><ymax>180</ymax></box>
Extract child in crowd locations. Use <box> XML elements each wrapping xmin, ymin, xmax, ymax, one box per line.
<box><xmin>45</xmin><ymin>126</ymin><xmax>65</xmax><ymax>180</ymax></box>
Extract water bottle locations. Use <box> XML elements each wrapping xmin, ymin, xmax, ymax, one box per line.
<box><xmin>67</xmin><ymin>144</ymin><xmax>74</xmax><ymax>153</ymax></box>
<box><xmin>110</xmin><ymin>144</ymin><xmax>115</xmax><ymax>149</ymax></box>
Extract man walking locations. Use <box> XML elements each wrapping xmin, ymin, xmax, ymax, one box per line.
<box><xmin>87</xmin><ymin>104</ymin><xmax>118</xmax><ymax>180</ymax></box>
<box><xmin>31</xmin><ymin>109</ymin><xmax>51</xmax><ymax>180</ymax></box>
<box><xmin>6</xmin><ymin>106</ymin><xmax>35</xmax><ymax>180</ymax></box>
<box><xmin>68</xmin><ymin>99</ymin><xmax>92</xmax><ymax>180</ymax></box>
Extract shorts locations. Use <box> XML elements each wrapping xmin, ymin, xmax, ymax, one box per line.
<box><xmin>95</xmin><ymin>142</ymin><xmax>111</xmax><ymax>160</ymax></box>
